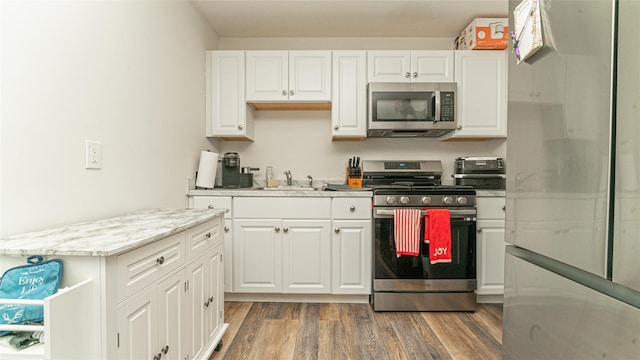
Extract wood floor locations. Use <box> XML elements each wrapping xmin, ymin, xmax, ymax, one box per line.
<box><xmin>209</xmin><ymin>301</ymin><xmax>503</xmax><ymax>360</ymax></box>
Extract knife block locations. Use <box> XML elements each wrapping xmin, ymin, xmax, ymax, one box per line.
<box><xmin>345</xmin><ymin>167</ymin><xmax>363</xmax><ymax>188</ymax></box>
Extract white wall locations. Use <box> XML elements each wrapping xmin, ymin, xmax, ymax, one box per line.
<box><xmin>220</xmin><ymin>110</ymin><xmax>506</xmax><ymax>185</ymax></box>
<box><xmin>217</xmin><ymin>37</ymin><xmax>507</xmax><ymax>185</ymax></box>
<box><xmin>0</xmin><ymin>1</ymin><xmax>219</xmax><ymax>236</ymax></box>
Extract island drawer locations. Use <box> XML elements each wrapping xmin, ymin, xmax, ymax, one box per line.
<box><xmin>185</xmin><ymin>218</ymin><xmax>223</xmax><ymax>261</ymax></box>
<box><xmin>117</xmin><ymin>232</ymin><xmax>186</xmax><ymax>302</ymax></box>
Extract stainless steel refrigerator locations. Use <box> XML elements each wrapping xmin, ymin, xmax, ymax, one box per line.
<box><xmin>503</xmin><ymin>0</ymin><xmax>640</xmax><ymax>358</ymax></box>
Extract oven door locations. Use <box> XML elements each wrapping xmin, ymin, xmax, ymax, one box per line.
<box><xmin>373</xmin><ymin>207</ymin><xmax>476</xmax><ymax>292</ymax></box>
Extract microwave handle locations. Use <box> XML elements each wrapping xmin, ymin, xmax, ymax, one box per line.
<box><xmin>433</xmin><ymin>91</ymin><xmax>441</xmax><ymax>122</ymax></box>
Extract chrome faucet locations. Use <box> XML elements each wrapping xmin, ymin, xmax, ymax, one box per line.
<box><xmin>307</xmin><ymin>175</ymin><xmax>313</xmax><ymax>188</ymax></box>
<box><xmin>284</xmin><ymin>170</ymin><xmax>292</xmax><ymax>185</ymax></box>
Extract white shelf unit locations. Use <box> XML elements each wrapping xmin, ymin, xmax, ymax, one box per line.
<box><xmin>0</xmin><ymin>279</ymin><xmax>95</xmax><ymax>360</ymax></box>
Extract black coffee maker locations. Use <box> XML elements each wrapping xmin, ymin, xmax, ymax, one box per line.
<box><xmin>221</xmin><ymin>152</ymin><xmax>241</xmax><ymax>188</ymax></box>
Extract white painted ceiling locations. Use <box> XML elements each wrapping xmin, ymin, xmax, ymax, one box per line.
<box><xmin>191</xmin><ymin>0</ymin><xmax>509</xmax><ymax>38</ymax></box>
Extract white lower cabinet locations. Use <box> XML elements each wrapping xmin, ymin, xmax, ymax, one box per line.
<box><xmin>192</xmin><ymin>195</ymin><xmax>373</xmax><ymax>297</ymax></box>
<box><xmin>282</xmin><ymin>220</ymin><xmax>331</xmax><ymax>293</ymax></box>
<box><xmin>117</xmin><ymin>218</ymin><xmax>225</xmax><ymax>360</ymax></box>
<box><xmin>331</xmin><ymin>197</ymin><xmax>372</xmax><ymax>294</ymax></box>
<box><xmin>233</xmin><ymin>219</ymin><xmax>283</xmax><ymax>293</ymax></box>
<box><xmin>476</xmin><ymin>195</ymin><xmax>507</xmax><ymax>299</ymax></box>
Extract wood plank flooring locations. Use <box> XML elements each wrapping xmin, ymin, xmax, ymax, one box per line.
<box><xmin>209</xmin><ymin>302</ymin><xmax>503</xmax><ymax>360</ymax></box>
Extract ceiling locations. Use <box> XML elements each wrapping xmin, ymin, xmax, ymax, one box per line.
<box><xmin>191</xmin><ymin>0</ymin><xmax>509</xmax><ymax>38</ymax></box>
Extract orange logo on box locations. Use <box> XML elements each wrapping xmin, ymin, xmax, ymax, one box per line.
<box><xmin>471</xmin><ymin>24</ymin><xmax>509</xmax><ymax>49</ymax></box>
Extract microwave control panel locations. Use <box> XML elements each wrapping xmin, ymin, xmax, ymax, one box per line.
<box><xmin>440</xmin><ymin>92</ymin><xmax>455</xmax><ymax>121</ymax></box>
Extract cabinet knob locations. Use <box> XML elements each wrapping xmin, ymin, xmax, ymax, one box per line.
<box><xmin>238</xmin><ymin>124</ymin><xmax>243</xmax><ymax>130</ymax></box>
<box><xmin>209</xmin><ymin>296</ymin><xmax>214</xmax><ymax>303</ymax></box>
<box><xmin>162</xmin><ymin>346</ymin><xmax>169</xmax><ymax>355</ymax></box>
<box><xmin>502</xmin><ymin>205</ymin><xmax>506</xmax><ymax>211</ymax></box>
<box><xmin>205</xmin><ymin>232</ymin><xmax>211</xmax><ymax>239</ymax></box>
<box><xmin>283</xmin><ymin>227</ymin><xmax>289</xmax><ymax>233</ymax></box>
<box><xmin>156</xmin><ymin>256</ymin><xmax>165</xmax><ymax>265</ymax></box>
<box><xmin>224</xmin><ymin>226</ymin><xmax>229</xmax><ymax>232</ymax></box>
<box><xmin>275</xmin><ymin>226</ymin><xmax>280</xmax><ymax>232</ymax></box>
<box><xmin>412</xmin><ymin>72</ymin><xmax>418</xmax><ymax>78</ymax></box>
<box><xmin>457</xmin><ymin>125</ymin><xmax>462</xmax><ymax>130</ymax></box>
<box><xmin>207</xmin><ymin>205</ymin><xmax>214</xmax><ymax>209</ymax></box>
<box><xmin>205</xmin><ymin>299</ymin><xmax>210</xmax><ymax>307</ymax></box>
<box><xmin>154</xmin><ymin>353</ymin><xmax>162</xmax><ymax>360</ymax></box>
<box><xmin>282</xmin><ymin>89</ymin><xmax>287</xmax><ymax>96</ymax></box>
<box><xmin>404</xmin><ymin>72</ymin><xmax>411</xmax><ymax>78</ymax></box>
<box><xmin>289</xmin><ymin>90</ymin><xmax>295</xmax><ymax>96</ymax></box>
<box><xmin>349</xmin><ymin>205</ymin><xmax>356</xmax><ymax>212</ymax></box>
<box><xmin>334</xmin><ymin>125</ymin><xmax>339</xmax><ymax>130</ymax></box>
<box><xmin>477</xmin><ymin>228</ymin><xmax>483</xmax><ymax>233</ymax></box>
<box><xmin>335</xmin><ymin>228</ymin><xmax>340</xmax><ymax>233</ymax></box>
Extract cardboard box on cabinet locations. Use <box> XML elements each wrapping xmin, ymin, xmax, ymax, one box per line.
<box><xmin>456</xmin><ymin>18</ymin><xmax>509</xmax><ymax>50</ymax></box>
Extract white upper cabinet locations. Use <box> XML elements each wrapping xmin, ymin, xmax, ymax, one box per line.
<box><xmin>367</xmin><ymin>50</ymin><xmax>454</xmax><ymax>83</ymax></box>
<box><xmin>246</xmin><ymin>50</ymin><xmax>331</xmax><ymax>102</ymax></box>
<box><xmin>445</xmin><ymin>50</ymin><xmax>507</xmax><ymax>139</ymax></box>
<box><xmin>206</xmin><ymin>51</ymin><xmax>254</xmax><ymax>140</ymax></box>
<box><xmin>331</xmin><ymin>51</ymin><xmax>367</xmax><ymax>140</ymax></box>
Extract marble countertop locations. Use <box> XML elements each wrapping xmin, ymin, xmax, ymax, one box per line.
<box><xmin>0</xmin><ymin>208</ymin><xmax>224</xmax><ymax>257</ymax></box>
<box><xmin>188</xmin><ymin>188</ymin><xmax>373</xmax><ymax>198</ymax></box>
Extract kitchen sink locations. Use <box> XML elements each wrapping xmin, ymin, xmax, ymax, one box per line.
<box><xmin>260</xmin><ymin>186</ymin><xmax>319</xmax><ymax>191</ymax></box>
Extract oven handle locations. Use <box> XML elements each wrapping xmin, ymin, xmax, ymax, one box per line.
<box><xmin>374</xmin><ymin>208</ymin><xmax>477</xmax><ymax>219</ymax></box>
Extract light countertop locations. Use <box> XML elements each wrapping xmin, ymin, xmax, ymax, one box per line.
<box><xmin>0</xmin><ymin>208</ymin><xmax>224</xmax><ymax>257</ymax></box>
<box><xmin>188</xmin><ymin>188</ymin><xmax>373</xmax><ymax>198</ymax></box>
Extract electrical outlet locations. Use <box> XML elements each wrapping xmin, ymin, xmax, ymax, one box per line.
<box><xmin>85</xmin><ymin>141</ymin><xmax>102</xmax><ymax>169</ymax></box>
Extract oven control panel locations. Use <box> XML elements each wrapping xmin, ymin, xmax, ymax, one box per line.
<box><xmin>376</xmin><ymin>194</ymin><xmax>475</xmax><ymax>207</ymax></box>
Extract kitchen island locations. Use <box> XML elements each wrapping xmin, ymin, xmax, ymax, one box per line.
<box><xmin>0</xmin><ymin>208</ymin><xmax>226</xmax><ymax>360</ymax></box>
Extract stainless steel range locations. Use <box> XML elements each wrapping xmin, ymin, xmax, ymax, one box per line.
<box><xmin>363</xmin><ymin>160</ymin><xmax>478</xmax><ymax>312</ymax></box>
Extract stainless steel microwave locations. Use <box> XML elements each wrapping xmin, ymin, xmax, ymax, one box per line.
<box><xmin>367</xmin><ymin>82</ymin><xmax>457</xmax><ymax>138</ymax></box>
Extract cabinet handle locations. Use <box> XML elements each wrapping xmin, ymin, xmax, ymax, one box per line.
<box><xmin>238</xmin><ymin>124</ymin><xmax>243</xmax><ymax>130</ymax></box>
<box><xmin>283</xmin><ymin>227</ymin><xmax>289</xmax><ymax>233</ymax></box>
<box><xmin>477</xmin><ymin>228</ymin><xmax>483</xmax><ymax>233</ymax></box>
<box><xmin>205</xmin><ymin>232</ymin><xmax>211</xmax><ymax>239</ymax></box>
<box><xmin>282</xmin><ymin>89</ymin><xmax>287</xmax><ymax>96</ymax></box>
<box><xmin>205</xmin><ymin>299</ymin><xmax>210</xmax><ymax>307</ymax></box>
<box><xmin>335</xmin><ymin>228</ymin><xmax>340</xmax><ymax>233</ymax></box>
<box><xmin>275</xmin><ymin>226</ymin><xmax>280</xmax><ymax>232</ymax></box>
<box><xmin>404</xmin><ymin>72</ymin><xmax>410</xmax><ymax>78</ymax></box>
<box><xmin>207</xmin><ymin>205</ymin><xmax>214</xmax><ymax>209</ymax></box>
<box><xmin>349</xmin><ymin>205</ymin><xmax>356</xmax><ymax>212</ymax></box>
<box><xmin>412</xmin><ymin>72</ymin><xmax>417</xmax><ymax>78</ymax></box>
<box><xmin>162</xmin><ymin>346</ymin><xmax>169</xmax><ymax>355</ymax></box>
<box><xmin>156</xmin><ymin>256</ymin><xmax>165</xmax><ymax>265</ymax></box>
<box><xmin>334</xmin><ymin>125</ymin><xmax>339</xmax><ymax>130</ymax></box>
<box><xmin>224</xmin><ymin>226</ymin><xmax>229</xmax><ymax>232</ymax></box>
<box><xmin>502</xmin><ymin>205</ymin><xmax>506</xmax><ymax>211</ymax></box>
<box><xmin>289</xmin><ymin>89</ymin><xmax>295</xmax><ymax>96</ymax></box>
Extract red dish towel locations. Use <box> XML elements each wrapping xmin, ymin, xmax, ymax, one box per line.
<box><xmin>424</xmin><ymin>209</ymin><xmax>452</xmax><ymax>264</ymax></box>
<box><xmin>394</xmin><ymin>208</ymin><xmax>421</xmax><ymax>256</ymax></box>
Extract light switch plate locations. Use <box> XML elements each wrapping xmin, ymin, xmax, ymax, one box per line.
<box><xmin>85</xmin><ymin>140</ymin><xmax>102</xmax><ymax>169</ymax></box>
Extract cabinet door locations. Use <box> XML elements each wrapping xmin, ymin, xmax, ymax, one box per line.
<box><xmin>452</xmin><ymin>50</ymin><xmax>507</xmax><ymax>138</ymax></box>
<box><xmin>282</xmin><ymin>219</ymin><xmax>331</xmax><ymax>294</ymax></box>
<box><xmin>246</xmin><ymin>51</ymin><xmax>289</xmax><ymax>101</ymax></box>
<box><xmin>185</xmin><ymin>258</ymin><xmax>208</xmax><ymax>360</ymax></box>
<box><xmin>207</xmin><ymin>51</ymin><xmax>252</xmax><ymax>139</ymax></box>
<box><xmin>331</xmin><ymin>220</ymin><xmax>372</xmax><ymax>294</ymax></box>
<box><xmin>223</xmin><ymin>218</ymin><xmax>233</xmax><ymax>293</ymax></box>
<box><xmin>289</xmin><ymin>51</ymin><xmax>331</xmax><ymax>101</ymax></box>
<box><xmin>367</xmin><ymin>51</ymin><xmax>411</xmax><ymax>82</ymax></box>
<box><xmin>331</xmin><ymin>51</ymin><xmax>367</xmax><ymax>139</ymax></box>
<box><xmin>117</xmin><ymin>287</ymin><xmax>157</xmax><ymax>360</ymax></box>
<box><xmin>206</xmin><ymin>243</ymin><xmax>224</xmax><ymax>344</ymax></box>
<box><xmin>476</xmin><ymin>219</ymin><xmax>507</xmax><ymax>295</ymax></box>
<box><xmin>233</xmin><ymin>219</ymin><xmax>283</xmax><ymax>292</ymax></box>
<box><xmin>411</xmin><ymin>51</ymin><xmax>454</xmax><ymax>82</ymax></box>
<box><xmin>157</xmin><ymin>270</ymin><xmax>187</xmax><ymax>360</ymax></box>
